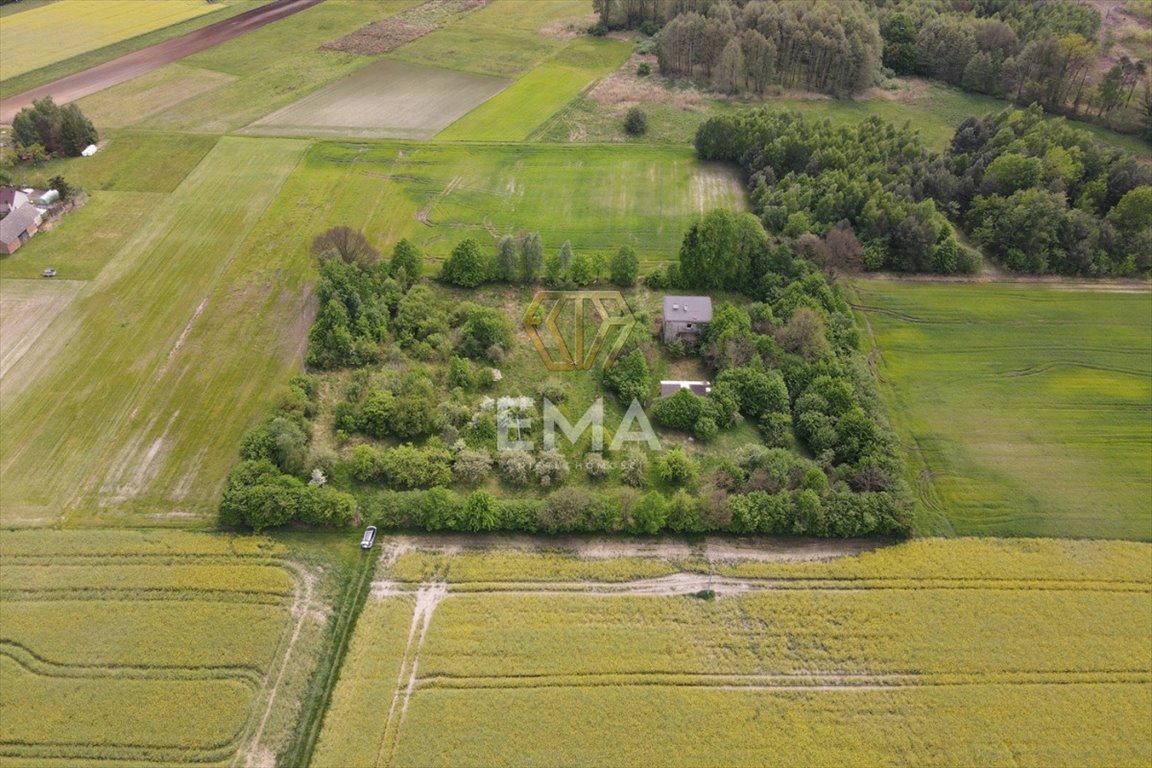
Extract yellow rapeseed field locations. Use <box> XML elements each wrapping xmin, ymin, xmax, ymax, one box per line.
<box><xmin>0</xmin><ymin>0</ymin><xmax>219</xmax><ymax>80</ymax></box>
<box><xmin>315</xmin><ymin>538</ymin><xmax>1152</xmax><ymax>768</ymax></box>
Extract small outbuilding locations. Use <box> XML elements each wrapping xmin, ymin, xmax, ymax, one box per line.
<box><xmin>662</xmin><ymin>295</ymin><xmax>713</xmax><ymax>344</ymax></box>
<box><xmin>0</xmin><ymin>205</ymin><xmax>43</xmax><ymax>255</ymax></box>
<box><xmin>659</xmin><ymin>380</ymin><xmax>711</xmax><ymax>397</ymax></box>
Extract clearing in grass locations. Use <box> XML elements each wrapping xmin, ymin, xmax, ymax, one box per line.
<box><xmin>0</xmin><ymin>0</ymin><xmax>220</xmax><ymax>80</ymax></box>
<box><xmin>314</xmin><ymin>537</ymin><xmax>1152</xmax><ymax>768</ymax></box>
<box><xmin>247</xmin><ymin>59</ymin><xmax>510</xmax><ymax>140</ymax></box>
<box><xmin>852</xmin><ymin>279</ymin><xmax>1152</xmax><ymax>541</ymax></box>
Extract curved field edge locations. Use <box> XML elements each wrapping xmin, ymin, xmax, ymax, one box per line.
<box><xmin>0</xmin><ymin>530</ymin><xmax>369</xmax><ymax>767</ymax></box>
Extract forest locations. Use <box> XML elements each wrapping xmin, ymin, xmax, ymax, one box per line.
<box><xmin>594</xmin><ymin>0</ymin><xmax>1152</xmax><ymax>138</ymax></box>
<box><xmin>695</xmin><ymin>106</ymin><xmax>1152</xmax><ymax>275</ymax></box>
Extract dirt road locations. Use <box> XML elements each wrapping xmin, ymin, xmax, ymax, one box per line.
<box><xmin>0</xmin><ymin>0</ymin><xmax>325</xmax><ymax>123</ymax></box>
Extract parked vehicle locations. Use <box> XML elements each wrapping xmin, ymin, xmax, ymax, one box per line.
<box><xmin>360</xmin><ymin>526</ymin><xmax>377</xmax><ymax>550</ymax></box>
<box><xmin>42</xmin><ymin>268</ymin><xmax>56</xmax><ymax>277</ymax></box>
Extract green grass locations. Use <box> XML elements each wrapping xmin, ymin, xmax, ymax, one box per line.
<box><xmin>437</xmin><ymin>38</ymin><xmax>632</xmax><ymax>141</ymax></box>
<box><xmin>387</xmin><ymin>19</ymin><xmax>565</xmax><ymax>79</ymax></box>
<box><xmin>851</xmin><ymin>280</ymin><xmax>1152</xmax><ymax>540</ymax></box>
<box><xmin>0</xmin><ymin>191</ymin><xmax>163</xmax><ymax>281</ymax></box>
<box><xmin>10</xmin><ymin>132</ymin><xmax>220</xmax><ymax>194</ymax></box>
<box><xmin>0</xmin><ymin>137</ymin><xmax>311</xmax><ymax>526</ymax></box>
<box><xmin>0</xmin><ymin>0</ymin><xmax>267</xmax><ymax>97</ymax></box>
<box><xmin>261</xmin><ymin>141</ymin><xmax>745</xmax><ymax>268</ymax></box>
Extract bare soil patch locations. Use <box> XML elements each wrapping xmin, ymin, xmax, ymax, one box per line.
<box><xmin>246</xmin><ymin>59</ymin><xmax>508</xmax><ymax>139</ymax></box>
<box><xmin>323</xmin><ymin>0</ymin><xmax>488</xmax><ymax>55</ymax></box>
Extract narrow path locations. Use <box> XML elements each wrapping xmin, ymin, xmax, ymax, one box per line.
<box><xmin>0</xmin><ymin>0</ymin><xmax>325</xmax><ymax>123</ymax></box>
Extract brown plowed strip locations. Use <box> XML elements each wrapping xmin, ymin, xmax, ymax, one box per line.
<box><xmin>0</xmin><ymin>0</ymin><xmax>325</xmax><ymax>123</ymax></box>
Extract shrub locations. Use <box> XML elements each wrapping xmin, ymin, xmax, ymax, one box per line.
<box><xmin>637</xmin><ymin>61</ymin><xmax>652</xmax><ymax>76</ymax></box>
<box><xmin>624</xmin><ymin>107</ymin><xmax>648</xmax><ymax>136</ymax></box>
<box><xmin>379</xmin><ymin>445</ymin><xmax>453</xmax><ymax>489</ymax></box>
<box><xmin>655</xmin><ymin>447</ymin><xmax>699</xmax><ymax>487</ymax></box>
<box><xmin>620</xmin><ymin>450</ymin><xmax>649</xmax><ymax>487</ymax></box>
<box><xmin>453</xmin><ymin>449</ymin><xmax>493</xmax><ymax>485</ymax></box>
<box><xmin>497</xmin><ymin>450</ymin><xmax>535</xmax><ymax>486</ymax></box>
<box><xmin>665</xmin><ymin>489</ymin><xmax>702</xmax><ymax>533</ymax></box>
<box><xmin>602</xmin><ymin>348</ymin><xmax>652</xmax><ymax>404</ymax></box>
<box><xmin>457</xmin><ymin>306</ymin><xmax>513</xmax><ymax>360</ymax></box>
<box><xmin>583</xmin><ymin>452</ymin><xmax>611</xmax><ymax>480</ymax></box>
<box><xmin>390</xmin><ymin>238</ymin><xmax>423</xmax><ymax>283</ymax></box>
<box><xmin>650</xmin><ymin>389</ymin><xmax>703</xmax><ymax>431</ymax></box>
<box><xmin>534</xmin><ymin>450</ymin><xmax>569</xmax><ymax>487</ymax></box>
<box><xmin>448</xmin><ymin>356</ymin><xmax>474</xmax><ymax>390</ymax></box>
<box><xmin>629</xmin><ymin>491</ymin><xmax>668</xmax><ymax>534</ymax></box>
<box><xmin>239</xmin><ymin>415</ymin><xmax>310</xmax><ymax>476</ymax></box>
<box><xmin>461</xmin><ymin>491</ymin><xmax>499</xmax><ymax>532</ymax></box>
<box><xmin>693</xmin><ymin>416</ymin><xmax>718</xmax><ymax>442</ymax></box>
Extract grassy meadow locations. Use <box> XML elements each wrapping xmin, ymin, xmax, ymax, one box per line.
<box><xmin>259</xmin><ymin>141</ymin><xmax>745</xmax><ymax>267</ymax></box>
<box><xmin>0</xmin><ymin>529</ymin><xmax>371</xmax><ymax>767</ymax></box>
<box><xmin>852</xmin><ymin>280</ymin><xmax>1152</xmax><ymax>541</ymax></box>
<box><xmin>313</xmin><ymin>537</ymin><xmax>1152</xmax><ymax>768</ymax></box>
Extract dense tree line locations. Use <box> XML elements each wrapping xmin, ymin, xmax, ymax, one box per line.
<box><xmin>950</xmin><ymin>105</ymin><xmax>1152</xmax><ymax>273</ymax></box>
<box><xmin>11</xmin><ymin>98</ymin><xmax>98</xmax><ymax>163</ymax></box>
<box><xmin>656</xmin><ymin>0</ymin><xmax>882</xmax><ymax>95</ymax></box>
<box><xmin>872</xmin><ymin>0</ymin><xmax>1150</xmax><ymax>135</ymax></box>
<box><xmin>695</xmin><ymin>110</ymin><xmax>978</xmax><ymax>274</ymax></box>
<box><xmin>696</xmin><ymin>107</ymin><xmax>1151</xmax><ymax>275</ymax></box>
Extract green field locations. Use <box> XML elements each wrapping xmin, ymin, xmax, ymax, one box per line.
<box><xmin>437</xmin><ymin>38</ymin><xmax>632</xmax><ymax>141</ymax></box>
<box><xmin>0</xmin><ymin>529</ymin><xmax>370</xmax><ymax>767</ymax></box>
<box><xmin>257</xmin><ymin>141</ymin><xmax>745</xmax><ymax>266</ymax></box>
<box><xmin>314</xmin><ymin>537</ymin><xmax>1152</xmax><ymax>768</ymax></box>
<box><xmin>0</xmin><ymin>137</ymin><xmax>311</xmax><ymax>526</ymax></box>
<box><xmin>852</xmin><ymin>280</ymin><xmax>1152</xmax><ymax>540</ymax></box>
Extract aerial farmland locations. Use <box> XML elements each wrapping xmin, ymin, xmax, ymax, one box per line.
<box><xmin>0</xmin><ymin>0</ymin><xmax>1149</xmax><ymax>766</ymax></box>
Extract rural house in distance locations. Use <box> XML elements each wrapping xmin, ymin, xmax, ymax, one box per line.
<box><xmin>662</xmin><ymin>295</ymin><xmax>712</xmax><ymax>343</ymax></box>
<box><xmin>0</xmin><ymin>203</ymin><xmax>42</xmax><ymax>255</ymax></box>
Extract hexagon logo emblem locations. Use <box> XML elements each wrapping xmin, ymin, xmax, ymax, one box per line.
<box><xmin>523</xmin><ymin>291</ymin><xmax>636</xmax><ymax>371</ymax></box>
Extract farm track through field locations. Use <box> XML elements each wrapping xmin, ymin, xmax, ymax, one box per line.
<box><xmin>416</xmin><ymin>669</ymin><xmax>1152</xmax><ymax>691</ymax></box>
<box><xmin>0</xmin><ymin>0</ymin><xmax>325</xmax><ymax>122</ymax></box>
<box><xmin>376</xmin><ymin>581</ymin><xmax>446</xmax><ymax>768</ymax></box>
<box><xmin>0</xmin><ymin>640</ymin><xmax>264</xmax><ymax>686</ymax></box>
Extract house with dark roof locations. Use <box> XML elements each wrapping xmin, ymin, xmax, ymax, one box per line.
<box><xmin>0</xmin><ymin>205</ymin><xmax>42</xmax><ymax>255</ymax></box>
<box><xmin>662</xmin><ymin>295</ymin><xmax>713</xmax><ymax>344</ymax></box>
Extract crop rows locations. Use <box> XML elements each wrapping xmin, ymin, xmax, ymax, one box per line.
<box><xmin>0</xmin><ymin>531</ymin><xmax>302</xmax><ymax>766</ymax></box>
<box><xmin>317</xmin><ymin>537</ymin><xmax>1152</xmax><ymax>767</ymax></box>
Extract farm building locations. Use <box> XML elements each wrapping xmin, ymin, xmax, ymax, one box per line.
<box><xmin>0</xmin><ymin>204</ymin><xmax>42</xmax><ymax>255</ymax></box>
<box><xmin>659</xmin><ymin>380</ymin><xmax>711</xmax><ymax>397</ymax></box>
<box><xmin>662</xmin><ymin>295</ymin><xmax>712</xmax><ymax>343</ymax></box>
<box><xmin>0</xmin><ymin>188</ymin><xmax>30</xmax><ymax>218</ymax></box>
